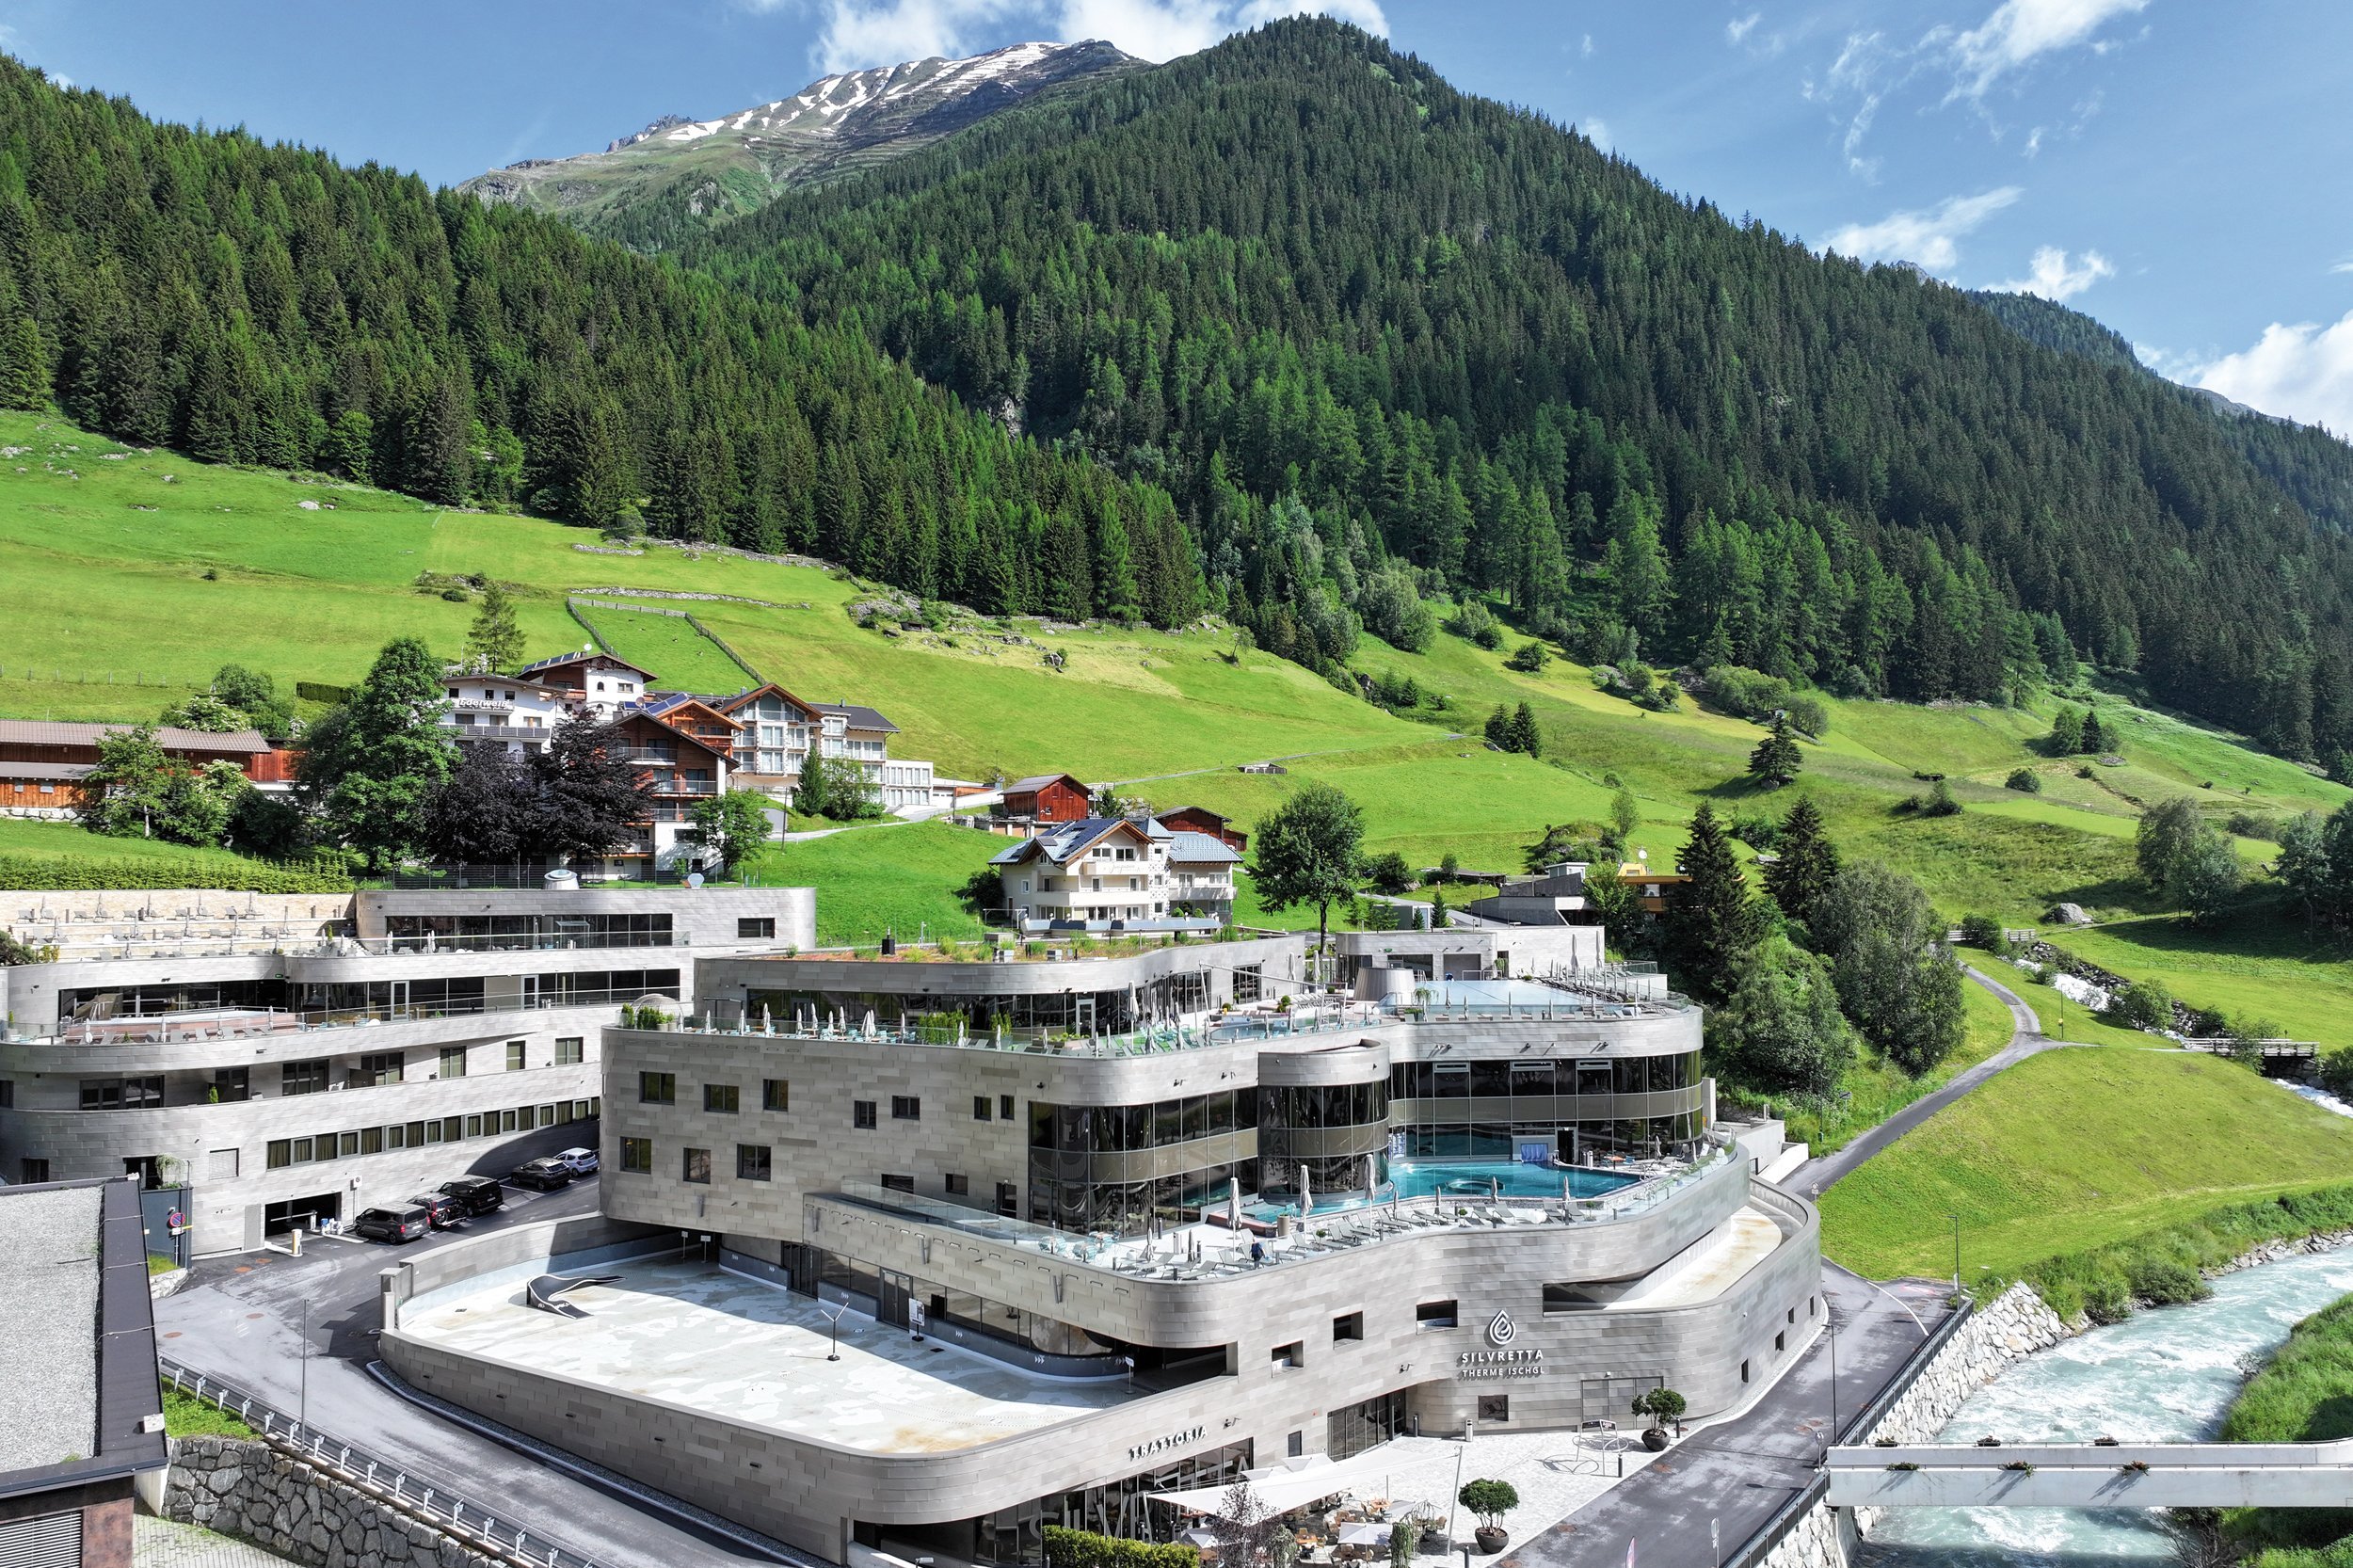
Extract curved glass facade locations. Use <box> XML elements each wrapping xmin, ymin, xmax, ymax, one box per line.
<box><xmin>1259</xmin><ymin>1080</ymin><xmax>1391</xmax><ymax>1196</ymax></box>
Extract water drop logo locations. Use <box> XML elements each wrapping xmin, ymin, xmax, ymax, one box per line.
<box><xmin>1486</xmin><ymin>1309</ymin><xmax>1516</xmax><ymax>1346</ymax></box>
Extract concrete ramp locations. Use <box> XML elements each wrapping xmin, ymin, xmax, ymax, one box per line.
<box><xmin>1826</xmin><ymin>1439</ymin><xmax>2353</xmax><ymax>1508</ymax></box>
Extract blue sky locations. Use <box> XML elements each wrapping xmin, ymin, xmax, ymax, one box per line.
<box><xmin>4</xmin><ymin>0</ymin><xmax>2348</xmax><ymax>435</ymax></box>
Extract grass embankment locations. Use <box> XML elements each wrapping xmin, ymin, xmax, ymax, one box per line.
<box><xmin>742</xmin><ymin>823</ymin><xmax>1000</xmax><ymax>949</ymax></box>
<box><xmin>161</xmin><ymin>1383</ymin><xmax>258</xmax><ymax>1440</ymax></box>
<box><xmin>2224</xmin><ymin>1290</ymin><xmax>2353</xmax><ymax>1559</ymax></box>
<box><xmin>1818</xmin><ymin>1050</ymin><xmax>2353</xmax><ymax>1287</ymax></box>
<box><xmin>0</xmin><ymin>820</ymin><xmax>355</xmax><ymax>893</ymax></box>
<box><xmin>568</xmin><ymin>600</ymin><xmax>760</xmax><ymax>694</ymax></box>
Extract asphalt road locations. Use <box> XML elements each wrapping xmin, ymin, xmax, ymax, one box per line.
<box><xmin>156</xmin><ymin>1174</ymin><xmax>781</xmax><ymax>1568</ymax></box>
<box><xmin>1499</xmin><ymin>1268</ymin><xmax>1955</xmax><ymax>1568</ymax></box>
<box><xmin>1789</xmin><ymin>965</ymin><xmax>2057</xmax><ymax>1198</ymax></box>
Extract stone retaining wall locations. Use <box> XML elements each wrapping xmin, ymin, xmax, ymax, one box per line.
<box><xmin>164</xmin><ymin>1434</ymin><xmax>507</xmax><ymax>1568</ymax></box>
<box><xmin>1748</xmin><ymin>1285</ymin><xmax>2073</xmax><ymax>1568</ymax></box>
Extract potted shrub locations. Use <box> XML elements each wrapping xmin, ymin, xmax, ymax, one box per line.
<box><xmin>1456</xmin><ymin>1480</ymin><xmax>1517</xmax><ymax>1554</ymax></box>
<box><xmin>1631</xmin><ymin>1388</ymin><xmax>1687</xmax><ymax>1450</ymax></box>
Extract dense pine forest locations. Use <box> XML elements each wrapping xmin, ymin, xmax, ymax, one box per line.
<box><xmin>7</xmin><ymin>21</ymin><xmax>2353</xmax><ymax>762</ymax></box>
<box><xmin>0</xmin><ymin>56</ymin><xmax>1205</xmax><ymax>629</ymax></box>
<box><xmin>686</xmin><ymin>19</ymin><xmax>2353</xmax><ymax>760</ymax></box>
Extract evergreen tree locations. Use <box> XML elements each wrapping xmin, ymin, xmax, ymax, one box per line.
<box><xmin>1660</xmin><ymin>803</ymin><xmax>1759</xmax><ymax>998</ymax></box>
<box><xmin>2081</xmin><ymin>708</ymin><xmax>2111</xmax><ymax>754</ymax></box>
<box><xmin>1508</xmin><ymin>701</ymin><xmax>1543</xmax><ymax>758</ymax></box>
<box><xmin>325</xmin><ymin>409</ymin><xmax>374</xmax><ymax>484</ymax></box>
<box><xmin>2047</xmin><ymin>707</ymin><xmax>2085</xmax><ymax>755</ymax></box>
<box><xmin>463</xmin><ymin>584</ymin><xmax>524</xmax><ymax>674</ymax></box>
<box><xmin>1483</xmin><ymin>705</ymin><xmax>1512</xmax><ymax>749</ymax></box>
<box><xmin>1762</xmin><ymin>796</ymin><xmax>1840</xmax><ymax>932</ymax></box>
<box><xmin>298</xmin><ymin>637</ymin><xmax>458</xmax><ymax>869</ymax></box>
<box><xmin>1746</xmin><ymin>716</ymin><xmax>1803</xmax><ymax>788</ymax></box>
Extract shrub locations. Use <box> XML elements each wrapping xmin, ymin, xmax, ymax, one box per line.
<box><xmin>2124</xmin><ymin>1253</ymin><xmax>2211</xmax><ymax>1306</ymax></box>
<box><xmin>1457</xmin><ymin>1480</ymin><xmax>1520</xmax><ymax>1528</ymax></box>
<box><xmin>1363</xmin><ymin>850</ymin><xmax>1414</xmax><ymax>895</ymax></box>
<box><xmin>0</xmin><ymin>852</ymin><xmax>355</xmax><ymax>894</ymax></box>
<box><xmin>2005</xmin><ymin>768</ymin><xmax>2042</xmax><ymax>793</ymax></box>
<box><xmin>1911</xmin><ymin>780</ymin><xmax>1961</xmax><ymax>817</ymax></box>
<box><xmin>1448</xmin><ymin>600</ymin><xmax>1505</xmax><ymax>651</ymax></box>
<box><xmin>1957</xmin><ymin>914</ymin><xmax>2006</xmax><ymax>952</ymax></box>
<box><xmin>1042</xmin><ymin>1527</ymin><xmax>1199</xmax><ymax>1568</ymax></box>
<box><xmin>1630</xmin><ymin>1387</ymin><xmax>1687</xmax><ymax>1429</ymax></box>
<box><xmin>2105</xmin><ymin>978</ymin><xmax>2175</xmax><ymax>1032</ymax></box>
<box><xmin>1503</xmin><ymin>640</ymin><xmax>1549</xmax><ymax>673</ymax></box>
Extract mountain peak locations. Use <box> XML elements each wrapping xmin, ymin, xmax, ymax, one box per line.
<box><xmin>460</xmin><ymin>40</ymin><xmax>1141</xmax><ymax>242</ymax></box>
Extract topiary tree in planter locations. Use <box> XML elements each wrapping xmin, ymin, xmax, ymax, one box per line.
<box><xmin>1456</xmin><ymin>1480</ymin><xmax>1519</xmax><ymax>1553</ymax></box>
<box><xmin>1631</xmin><ymin>1387</ymin><xmax>1688</xmax><ymax>1449</ymax></box>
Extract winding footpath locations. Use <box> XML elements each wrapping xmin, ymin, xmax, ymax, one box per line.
<box><xmin>1791</xmin><ymin>965</ymin><xmax>2061</xmax><ymax>1198</ymax></box>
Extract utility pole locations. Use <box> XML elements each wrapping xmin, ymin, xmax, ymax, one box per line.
<box><xmin>1949</xmin><ymin>1212</ymin><xmax>1961</xmax><ymax>1294</ymax></box>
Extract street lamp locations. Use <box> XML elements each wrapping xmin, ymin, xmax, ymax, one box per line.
<box><xmin>1948</xmin><ymin>1212</ymin><xmax>1961</xmax><ymax>1295</ymax></box>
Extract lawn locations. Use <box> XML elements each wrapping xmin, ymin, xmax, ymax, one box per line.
<box><xmin>741</xmin><ymin>822</ymin><xmax>1002</xmax><ymax>948</ymax></box>
<box><xmin>161</xmin><ymin>1383</ymin><xmax>257</xmax><ymax>1440</ymax></box>
<box><xmin>570</xmin><ymin>600</ymin><xmax>760</xmax><ymax>695</ymax></box>
<box><xmin>1817</xmin><ymin>1048</ymin><xmax>2353</xmax><ymax>1280</ymax></box>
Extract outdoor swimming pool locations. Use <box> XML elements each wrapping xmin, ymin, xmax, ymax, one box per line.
<box><xmin>1391</xmin><ymin>1159</ymin><xmax>1638</xmax><ymax>1201</ymax></box>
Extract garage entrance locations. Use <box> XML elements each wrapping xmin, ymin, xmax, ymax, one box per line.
<box><xmin>263</xmin><ymin>1192</ymin><xmax>340</xmax><ymax>1234</ymax></box>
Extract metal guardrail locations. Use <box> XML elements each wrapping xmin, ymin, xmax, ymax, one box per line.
<box><xmin>1722</xmin><ymin>1291</ymin><xmax>1977</xmax><ymax>1567</ymax></box>
<box><xmin>160</xmin><ymin>1356</ymin><xmax>605</xmax><ymax>1568</ymax></box>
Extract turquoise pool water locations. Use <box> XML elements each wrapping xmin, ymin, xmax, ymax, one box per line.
<box><xmin>1392</xmin><ymin>1159</ymin><xmax>1637</xmax><ymax>1200</ymax></box>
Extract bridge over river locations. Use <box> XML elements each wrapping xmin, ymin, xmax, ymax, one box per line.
<box><xmin>1826</xmin><ymin>1438</ymin><xmax>2353</xmax><ymax>1509</ymax></box>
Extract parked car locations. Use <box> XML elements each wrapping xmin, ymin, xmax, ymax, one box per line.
<box><xmin>508</xmin><ymin>1157</ymin><xmax>574</xmax><ymax>1192</ymax></box>
<box><xmin>437</xmin><ymin>1175</ymin><xmax>505</xmax><ymax>1218</ymax></box>
<box><xmin>552</xmin><ymin>1146</ymin><xmax>600</xmax><ymax>1175</ymax></box>
<box><xmin>352</xmin><ymin>1204</ymin><xmax>432</xmax><ymax>1244</ymax></box>
<box><xmin>408</xmin><ymin>1192</ymin><xmax>462</xmax><ymax>1228</ymax></box>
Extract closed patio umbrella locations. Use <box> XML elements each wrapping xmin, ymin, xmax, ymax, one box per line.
<box><xmin>1300</xmin><ymin>1165</ymin><xmax>1314</xmax><ymax>1219</ymax></box>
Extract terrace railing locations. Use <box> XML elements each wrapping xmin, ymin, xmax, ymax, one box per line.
<box><xmin>158</xmin><ymin>1357</ymin><xmax>606</xmax><ymax>1568</ymax></box>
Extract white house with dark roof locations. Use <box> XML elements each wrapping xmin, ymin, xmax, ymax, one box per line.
<box><xmin>437</xmin><ymin>670</ymin><xmax>569</xmax><ymax>758</ymax></box>
<box><xmin>991</xmin><ymin>816</ymin><xmax>1230</xmax><ymax>933</ymax></box>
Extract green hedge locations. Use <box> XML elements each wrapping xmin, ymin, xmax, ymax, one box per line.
<box><xmin>1985</xmin><ymin>1182</ymin><xmax>2353</xmax><ymax>1324</ymax></box>
<box><xmin>0</xmin><ymin>853</ymin><xmax>356</xmax><ymax>893</ymax></box>
<box><xmin>1041</xmin><ymin>1526</ymin><xmax>1200</xmax><ymax>1568</ymax></box>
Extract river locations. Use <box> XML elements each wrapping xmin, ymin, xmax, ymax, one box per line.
<box><xmin>1857</xmin><ymin>1246</ymin><xmax>2353</xmax><ymax>1566</ymax></box>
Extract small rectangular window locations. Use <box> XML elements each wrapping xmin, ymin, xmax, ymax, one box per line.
<box><xmin>763</xmin><ymin>1079</ymin><xmax>790</xmax><ymax>1112</ymax></box>
<box><xmin>1477</xmin><ymin>1394</ymin><xmax>1511</xmax><ymax>1424</ymax></box>
<box><xmin>641</xmin><ymin>1072</ymin><xmax>676</xmax><ymax>1105</ymax></box>
<box><xmin>208</xmin><ymin>1147</ymin><xmax>239</xmax><ymax>1180</ymax></box>
<box><xmin>890</xmin><ymin>1095</ymin><xmax>920</xmax><ymax>1122</ymax></box>
<box><xmin>266</xmin><ymin>1140</ymin><xmax>292</xmax><ymax>1171</ymax></box>
<box><xmin>972</xmin><ymin>1096</ymin><xmax>991</xmax><ymax>1122</ymax></box>
<box><xmin>1272</xmin><ymin>1341</ymin><xmax>1303</xmax><ymax>1369</ymax></box>
<box><xmin>212</xmin><ymin>1067</ymin><xmax>250</xmax><ymax>1103</ymax></box>
<box><xmin>683</xmin><ymin>1146</ymin><xmax>712</xmax><ymax>1184</ymax></box>
<box><xmin>854</xmin><ymin>1100</ymin><xmax>877</xmax><ymax>1129</ymax></box>
<box><xmin>1417</xmin><ymin>1300</ymin><xmax>1459</xmax><ymax>1329</ymax></box>
<box><xmin>944</xmin><ymin>1173</ymin><xmax>968</xmax><ymax>1196</ymax></box>
<box><xmin>1332</xmin><ymin>1311</ymin><xmax>1364</xmax><ymax>1343</ymax></box>
<box><xmin>555</xmin><ymin>1037</ymin><xmax>584</xmax><ymax>1065</ymax></box>
<box><xmin>737</xmin><ymin>918</ymin><xmax>776</xmax><ymax>939</ymax></box>
<box><xmin>464</xmin><ymin>1114</ymin><xmax>482</xmax><ymax>1138</ymax></box>
<box><xmin>738</xmin><ymin>1144</ymin><xmax>772</xmax><ymax>1181</ymax></box>
<box><xmin>705</xmin><ymin>1083</ymin><xmax>740</xmax><ymax>1114</ymax></box>
<box><xmin>1000</xmin><ymin>1094</ymin><xmax>1016</xmax><ymax>1121</ymax></box>
<box><xmin>357</xmin><ymin>1051</ymin><xmax>404</xmax><ymax>1087</ymax></box>
<box><xmin>620</xmin><ymin>1137</ymin><xmax>652</xmax><ymax>1173</ymax></box>
<box><xmin>880</xmin><ymin>1173</ymin><xmax>914</xmax><ymax>1193</ymax></box>
<box><xmin>280</xmin><ymin>1059</ymin><xmax>329</xmax><ymax>1096</ymax></box>
<box><xmin>18</xmin><ymin>1159</ymin><xmax>48</xmax><ymax>1184</ymax></box>
<box><xmin>439</xmin><ymin>1046</ymin><xmax>468</xmax><ymax>1080</ymax></box>
<box><xmin>506</xmin><ymin>1040</ymin><xmax>527</xmax><ymax>1072</ymax></box>
<box><xmin>502</xmin><ymin>1108</ymin><xmax>520</xmax><ymax>1132</ymax></box>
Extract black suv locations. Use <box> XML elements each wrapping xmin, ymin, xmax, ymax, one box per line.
<box><xmin>508</xmin><ymin>1157</ymin><xmax>574</xmax><ymax>1192</ymax></box>
<box><xmin>352</xmin><ymin>1204</ymin><xmax>431</xmax><ymax>1244</ymax></box>
<box><xmin>437</xmin><ymin>1175</ymin><xmax>505</xmax><ymax>1218</ymax></box>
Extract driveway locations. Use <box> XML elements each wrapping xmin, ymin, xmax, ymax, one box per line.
<box><xmin>1499</xmin><ymin>1268</ymin><xmax>1955</xmax><ymax>1568</ymax></box>
<box><xmin>157</xmin><ymin>1175</ymin><xmax>786</xmax><ymax>1567</ymax></box>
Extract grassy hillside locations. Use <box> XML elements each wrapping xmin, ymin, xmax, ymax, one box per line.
<box><xmin>1817</xmin><ymin>1048</ymin><xmax>2353</xmax><ymax>1279</ymax></box>
<box><xmin>6</xmin><ymin>408</ymin><xmax>2349</xmax><ymax>1046</ymax></box>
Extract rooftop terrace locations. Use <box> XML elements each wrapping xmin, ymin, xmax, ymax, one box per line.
<box><xmin>401</xmin><ymin>1256</ymin><xmax>1139</xmax><ymax>1454</ymax></box>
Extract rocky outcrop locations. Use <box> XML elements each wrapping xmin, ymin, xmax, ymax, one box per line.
<box><xmin>165</xmin><ymin>1435</ymin><xmax>509</xmax><ymax>1568</ymax></box>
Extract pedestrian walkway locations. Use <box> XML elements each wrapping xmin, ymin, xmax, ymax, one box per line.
<box><xmin>136</xmin><ymin>1514</ymin><xmax>296</xmax><ymax>1568</ymax></box>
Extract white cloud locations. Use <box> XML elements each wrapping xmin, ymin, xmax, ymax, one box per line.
<box><xmin>1726</xmin><ymin>11</ymin><xmax>1761</xmax><ymax>45</ymax></box>
<box><xmin>2331</xmin><ymin>258</ymin><xmax>2353</xmax><ymax>276</ymax></box>
<box><xmin>1580</xmin><ymin>119</ymin><xmax>1611</xmax><ymax>151</ymax></box>
<box><xmin>2190</xmin><ymin>312</ymin><xmax>2353</xmax><ymax>438</ymax></box>
<box><xmin>1989</xmin><ymin>244</ymin><xmax>2113</xmax><ymax>300</ymax></box>
<box><xmin>1948</xmin><ymin>0</ymin><xmax>2147</xmax><ymax>98</ymax></box>
<box><xmin>1580</xmin><ymin>33</ymin><xmax>1595</xmax><ymax>57</ymax></box>
<box><xmin>801</xmin><ymin>0</ymin><xmax>1386</xmax><ymax>71</ymax></box>
<box><xmin>1825</xmin><ymin>186</ymin><xmax>2022</xmax><ymax>272</ymax></box>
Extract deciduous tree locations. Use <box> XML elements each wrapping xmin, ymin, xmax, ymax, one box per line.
<box><xmin>1249</xmin><ymin>781</ymin><xmax>1364</xmax><ymax>953</ymax></box>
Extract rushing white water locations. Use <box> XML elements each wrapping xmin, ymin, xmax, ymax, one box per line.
<box><xmin>1858</xmin><ymin>1247</ymin><xmax>2353</xmax><ymax>1566</ymax></box>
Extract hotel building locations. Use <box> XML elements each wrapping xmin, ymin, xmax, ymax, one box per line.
<box><xmin>376</xmin><ymin>925</ymin><xmax>1821</xmax><ymax>1567</ymax></box>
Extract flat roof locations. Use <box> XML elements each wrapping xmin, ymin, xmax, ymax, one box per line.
<box><xmin>404</xmin><ymin>1258</ymin><xmax>1137</xmax><ymax>1453</ymax></box>
<box><xmin>0</xmin><ymin>1184</ymin><xmax>103</xmax><ymax>1472</ymax></box>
